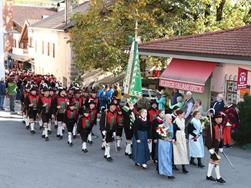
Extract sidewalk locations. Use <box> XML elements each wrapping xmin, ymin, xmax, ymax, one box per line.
<box><xmin>0</xmin><ymin>98</ymin><xmax>23</xmax><ymax>119</ymax></box>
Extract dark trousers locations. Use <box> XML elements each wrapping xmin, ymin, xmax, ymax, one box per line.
<box><xmin>9</xmin><ymin>95</ymin><xmax>16</xmax><ymax>112</ymax></box>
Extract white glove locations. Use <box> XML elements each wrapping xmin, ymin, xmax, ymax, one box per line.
<box><xmin>102</xmin><ymin>130</ymin><xmax>106</xmax><ymax>136</ymax></box>
<box><xmin>209</xmin><ymin>149</ymin><xmax>215</xmax><ymax>154</ymax></box>
<box><xmin>219</xmin><ymin>148</ymin><xmax>223</xmax><ymax>153</ymax></box>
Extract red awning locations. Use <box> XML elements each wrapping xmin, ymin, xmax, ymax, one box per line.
<box><xmin>159</xmin><ymin>58</ymin><xmax>216</xmax><ymax>93</ymax></box>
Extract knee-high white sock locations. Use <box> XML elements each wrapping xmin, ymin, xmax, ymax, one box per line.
<box><xmin>25</xmin><ymin>118</ymin><xmax>29</xmax><ymax>127</ymax></box>
<box><xmin>45</xmin><ymin>128</ymin><xmax>48</xmax><ymax>137</ymax></box>
<box><xmin>59</xmin><ymin>125</ymin><xmax>63</xmax><ymax>136</ymax></box>
<box><xmin>42</xmin><ymin>129</ymin><xmax>45</xmax><ymax>136</ymax></box>
<box><xmin>128</xmin><ymin>143</ymin><xmax>132</xmax><ymax>154</ymax></box>
<box><xmin>39</xmin><ymin>120</ymin><xmax>43</xmax><ymax>127</ymax></box>
<box><xmin>73</xmin><ymin>124</ymin><xmax>77</xmax><ymax>136</ymax></box>
<box><xmin>207</xmin><ymin>163</ymin><xmax>214</xmax><ymax>177</ymax></box>
<box><xmin>102</xmin><ymin>139</ymin><xmax>106</xmax><ymax>148</ymax></box>
<box><xmin>82</xmin><ymin>142</ymin><xmax>87</xmax><ymax>150</ymax></box>
<box><xmin>30</xmin><ymin>122</ymin><xmax>35</xmax><ymax>131</ymax></box>
<box><xmin>57</xmin><ymin>122</ymin><xmax>61</xmax><ymax>135</ymax></box>
<box><xmin>215</xmin><ymin>165</ymin><xmax>221</xmax><ymax>179</ymax></box>
<box><xmin>125</xmin><ymin>142</ymin><xmax>132</xmax><ymax>154</ymax></box>
<box><xmin>117</xmin><ymin>137</ymin><xmax>121</xmax><ymax>147</ymax></box>
<box><xmin>54</xmin><ymin>120</ymin><xmax>57</xmax><ymax>126</ymax></box>
<box><xmin>106</xmin><ymin>143</ymin><xmax>111</xmax><ymax>158</ymax></box>
<box><xmin>88</xmin><ymin>133</ymin><xmax>92</xmax><ymax>142</ymax></box>
<box><xmin>48</xmin><ymin>122</ymin><xmax>51</xmax><ymax>131</ymax></box>
<box><xmin>68</xmin><ymin>133</ymin><xmax>72</xmax><ymax>143</ymax></box>
<box><xmin>148</xmin><ymin>141</ymin><xmax>152</xmax><ymax>153</ymax></box>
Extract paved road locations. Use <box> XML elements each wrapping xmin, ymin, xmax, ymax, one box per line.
<box><xmin>0</xmin><ymin>117</ymin><xmax>251</xmax><ymax>188</ymax></box>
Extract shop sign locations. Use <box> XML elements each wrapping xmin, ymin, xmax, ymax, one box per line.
<box><xmin>237</xmin><ymin>68</ymin><xmax>248</xmax><ymax>89</ymax></box>
<box><xmin>159</xmin><ymin>79</ymin><xmax>204</xmax><ymax>93</ymax></box>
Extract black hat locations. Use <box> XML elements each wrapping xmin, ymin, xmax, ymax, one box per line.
<box><xmin>109</xmin><ymin>102</ymin><xmax>117</xmax><ymax>107</ymax></box>
<box><xmin>151</xmin><ymin>100</ymin><xmax>157</xmax><ymax>105</ymax></box>
<box><xmin>25</xmin><ymin>83</ymin><xmax>31</xmax><ymax>90</ymax></box>
<box><xmin>74</xmin><ymin>88</ymin><xmax>81</xmax><ymax>94</ymax></box>
<box><xmin>89</xmin><ymin>100</ymin><xmax>96</xmax><ymax>105</ymax></box>
<box><xmin>43</xmin><ymin>86</ymin><xmax>49</xmax><ymax>92</ymax></box>
<box><xmin>91</xmin><ymin>89</ymin><xmax>97</xmax><ymax>93</ymax></box>
<box><xmin>69</xmin><ymin>102</ymin><xmax>75</xmax><ymax>107</ymax></box>
<box><xmin>82</xmin><ymin>109</ymin><xmax>89</xmax><ymax>114</ymax></box>
<box><xmin>59</xmin><ymin>87</ymin><xmax>66</xmax><ymax>95</ymax></box>
<box><xmin>30</xmin><ymin>86</ymin><xmax>37</xmax><ymax>91</ymax></box>
<box><xmin>214</xmin><ymin>112</ymin><xmax>224</xmax><ymax>119</ymax></box>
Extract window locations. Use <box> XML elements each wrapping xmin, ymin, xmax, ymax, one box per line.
<box><xmin>52</xmin><ymin>43</ymin><xmax>55</xmax><ymax>58</ymax></box>
<box><xmin>13</xmin><ymin>39</ymin><xmax>16</xmax><ymax>48</ymax></box>
<box><xmin>42</xmin><ymin>41</ymin><xmax>44</xmax><ymax>54</ymax></box>
<box><xmin>29</xmin><ymin>37</ymin><xmax>33</xmax><ymax>47</ymax></box>
<box><xmin>35</xmin><ymin>40</ymin><xmax>37</xmax><ymax>52</ymax></box>
<box><xmin>47</xmin><ymin>42</ymin><xmax>50</xmax><ymax>56</ymax></box>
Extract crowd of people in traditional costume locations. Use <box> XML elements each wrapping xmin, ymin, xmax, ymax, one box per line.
<box><xmin>0</xmin><ymin>69</ymin><xmax>241</xmax><ymax>184</ymax></box>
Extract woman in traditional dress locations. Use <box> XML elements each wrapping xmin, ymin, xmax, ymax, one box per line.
<box><xmin>132</xmin><ymin>109</ymin><xmax>151</xmax><ymax>169</ymax></box>
<box><xmin>173</xmin><ymin>110</ymin><xmax>189</xmax><ymax>173</ymax></box>
<box><xmin>188</xmin><ymin>111</ymin><xmax>205</xmax><ymax>168</ymax></box>
<box><xmin>157</xmin><ymin>114</ymin><xmax>175</xmax><ymax>179</ymax></box>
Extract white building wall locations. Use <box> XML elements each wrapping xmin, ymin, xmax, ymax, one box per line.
<box><xmin>29</xmin><ymin>28</ymin><xmax>72</xmax><ymax>86</ymax></box>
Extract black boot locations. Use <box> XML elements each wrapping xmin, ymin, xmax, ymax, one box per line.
<box><xmin>197</xmin><ymin>158</ymin><xmax>205</xmax><ymax>168</ymax></box>
<box><xmin>206</xmin><ymin>176</ymin><xmax>216</xmax><ymax>181</ymax></box>
<box><xmin>182</xmin><ymin>165</ymin><xmax>189</xmax><ymax>174</ymax></box>
<box><xmin>216</xmin><ymin>177</ymin><xmax>226</xmax><ymax>183</ymax></box>
<box><xmin>172</xmin><ymin>165</ymin><xmax>179</xmax><ymax>171</ymax></box>
<box><xmin>190</xmin><ymin>157</ymin><xmax>197</xmax><ymax>166</ymax></box>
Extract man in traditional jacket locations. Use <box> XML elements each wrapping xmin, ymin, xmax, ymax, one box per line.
<box><xmin>39</xmin><ymin>86</ymin><xmax>52</xmax><ymax>141</ymax></box>
<box><xmin>25</xmin><ymin>86</ymin><xmax>39</xmax><ymax>134</ymax></box>
<box><xmin>100</xmin><ymin>102</ymin><xmax>117</xmax><ymax>162</ymax></box>
<box><xmin>205</xmin><ymin>112</ymin><xmax>226</xmax><ymax>184</ymax></box>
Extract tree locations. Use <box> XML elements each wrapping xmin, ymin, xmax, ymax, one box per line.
<box><xmin>233</xmin><ymin>94</ymin><xmax>251</xmax><ymax>145</ymax></box>
<box><xmin>69</xmin><ymin>0</ymin><xmax>251</xmax><ymax>73</ymax></box>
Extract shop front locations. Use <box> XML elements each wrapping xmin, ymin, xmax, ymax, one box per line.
<box><xmin>139</xmin><ymin>24</ymin><xmax>251</xmax><ymax>109</ymax></box>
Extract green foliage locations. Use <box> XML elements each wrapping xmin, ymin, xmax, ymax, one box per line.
<box><xmin>69</xmin><ymin>0</ymin><xmax>251</xmax><ymax>73</ymax></box>
<box><xmin>233</xmin><ymin>94</ymin><xmax>251</xmax><ymax>145</ymax></box>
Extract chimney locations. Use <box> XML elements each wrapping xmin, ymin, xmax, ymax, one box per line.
<box><xmin>65</xmin><ymin>0</ymin><xmax>73</xmax><ymax>25</ymax></box>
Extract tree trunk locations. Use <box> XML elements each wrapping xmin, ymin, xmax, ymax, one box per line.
<box><xmin>216</xmin><ymin>0</ymin><xmax>226</xmax><ymax>21</ymax></box>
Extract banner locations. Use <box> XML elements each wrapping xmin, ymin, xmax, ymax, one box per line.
<box><xmin>123</xmin><ymin>38</ymin><xmax>142</xmax><ymax>105</ymax></box>
<box><xmin>237</xmin><ymin>68</ymin><xmax>248</xmax><ymax>89</ymax></box>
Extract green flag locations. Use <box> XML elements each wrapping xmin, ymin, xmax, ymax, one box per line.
<box><xmin>124</xmin><ymin>38</ymin><xmax>142</xmax><ymax>105</ymax></box>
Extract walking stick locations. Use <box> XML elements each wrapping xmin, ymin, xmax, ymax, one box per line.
<box><xmin>222</xmin><ymin>151</ymin><xmax>235</xmax><ymax>169</ymax></box>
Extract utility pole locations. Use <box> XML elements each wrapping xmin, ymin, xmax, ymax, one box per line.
<box><xmin>0</xmin><ymin>0</ymin><xmax>5</xmax><ymax>79</ymax></box>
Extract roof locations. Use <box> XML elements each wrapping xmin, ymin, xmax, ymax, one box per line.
<box><xmin>13</xmin><ymin>5</ymin><xmax>57</xmax><ymax>27</ymax></box>
<box><xmin>30</xmin><ymin>2</ymin><xmax>89</xmax><ymax>31</ymax></box>
<box><xmin>139</xmin><ymin>24</ymin><xmax>251</xmax><ymax>60</ymax></box>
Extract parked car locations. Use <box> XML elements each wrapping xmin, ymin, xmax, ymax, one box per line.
<box><xmin>137</xmin><ymin>88</ymin><xmax>160</xmax><ymax>109</ymax></box>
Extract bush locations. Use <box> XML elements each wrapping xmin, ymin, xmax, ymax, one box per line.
<box><xmin>233</xmin><ymin>94</ymin><xmax>251</xmax><ymax>145</ymax></box>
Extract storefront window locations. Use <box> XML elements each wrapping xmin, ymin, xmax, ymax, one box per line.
<box><xmin>226</xmin><ymin>79</ymin><xmax>238</xmax><ymax>104</ymax></box>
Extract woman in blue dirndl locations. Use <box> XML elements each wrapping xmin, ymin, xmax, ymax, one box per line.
<box><xmin>132</xmin><ymin>109</ymin><xmax>150</xmax><ymax>169</ymax></box>
<box><xmin>157</xmin><ymin>114</ymin><xmax>175</xmax><ymax>179</ymax></box>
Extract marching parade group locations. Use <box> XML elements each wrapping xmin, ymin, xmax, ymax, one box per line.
<box><xmin>1</xmin><ymin>69</ymin><xmax>240</xmax><ymax>184</ymax></box>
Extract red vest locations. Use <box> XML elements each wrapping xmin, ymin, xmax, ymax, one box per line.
<box><xmin>214</xmin><ymin>124</ymin><xmax>224</xmax><ymax>141</ymax></box>
<box><xmin>89</xmin><ymin>109</ymin><xmax>97</xmax><ymax>123</ymax></box>
<box><xmin>41</xmin><ymin>96</ymin><xmax>52</xmax><ymax>113</ymax></box>
<box><xmin>66</xmin><ymin>109</ymin><xmax>77</xmax><ymax>120</ymax></box>
<box><xmin>72</xmin><ymin>97</ymin><xmax>83</xmax><ymax>111</ymax></box>
<box><xmin>116</xmin><ymin>114</ymin><xmax>124</xmax><ymax>126</ymax></box>
<box><xmin>81</xmin><ymin>116</ymin><xmax>91</xmax><ymax>129</ymax></box>
<box><xmin>148</xmin><ymin>108</ymin><xmax>158</xmax><ymax>123</ymax></box>
<box><xmin>107</xmin><ymin>111</ymin><xmax>117</xmax><ymax>128</ymax></box>
<box><xmin>57</xmin><ymin>97</ymin><xmax>68</xmax><ymax>113</ymax></box>
<box><xmin>29</xmin><ymin>95</ymin><xmax>39</xmax><ymax>110</ymax></box>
